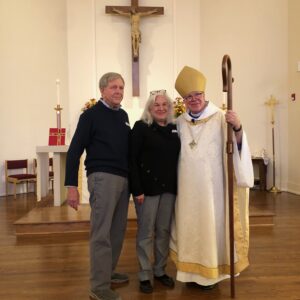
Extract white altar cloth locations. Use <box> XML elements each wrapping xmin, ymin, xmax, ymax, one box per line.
<box><xmin>36</xmin><ymin>145</ymin><xmax>68</xmax><ymax>206</ymax></box>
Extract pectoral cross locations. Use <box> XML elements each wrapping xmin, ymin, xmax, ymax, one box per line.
<box><xmin>106</xmin><ymin>0</ymin><xmax>164</xmax><ymax>96</ymax></box>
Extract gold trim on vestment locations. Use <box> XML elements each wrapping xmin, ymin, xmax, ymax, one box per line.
<box><xmin>233</xmin><ymin>185</ymin><xmax>250</xmax><ymax>268</ymax></box>
<box><xmin>170</xmin><ymin>181</ymin><xmax>250</xmax><ymax>279</ymax></box>
<box><xmin>170</xmin><ymin>110</ymin><xmax>250</xmax><ymax>281</ymax></box>
<box><xmin>185</xmin><ymin>112</ymin><xmax>217</xmax><ymax>126</ymax></box>
<box><xmin>170</xmin><ymin>249</ymin><xmax>249</xmax><ymax>279</ymax></box>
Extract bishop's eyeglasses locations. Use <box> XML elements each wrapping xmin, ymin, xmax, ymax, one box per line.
<box><xmin>184</xmin><ymin>92</ymin><xmax>203</xmax><ymax>101</ymax></box>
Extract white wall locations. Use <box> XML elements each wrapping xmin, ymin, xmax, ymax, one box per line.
<box><xmin>199</xmin><ymin>0</ymin><xmax>289</xmax><ymax>191</ymax></box>
<box><xmin>288</xmin><ymin>0</ymin><xmax>300</xmax><ymax>194</ymax></box>
<box><xmin>0</xmin><ymin>0</ymin><xmax>296</xmax><ymax>196</ymax></box>
<box><xmin>93</xmin><ymin>0</ymin><xmax>201</xmax><ymax>125</ymax></box>
<box><xmin>67</xmin><ymin>0</ymin><xmax>289</xmax><ymax>194</ymax></box>
<box><xmin>66</xmin><ymin>0</ymin><xmax>202</xmax><ymax>202</ymax></box>
<box><xmin>66</xmin><ymin>0</ymin><xmax>98</xmax><ymax>139</ymax></box>
<box><xmin>0</xmin><ymin>0</ymin><xmax>69</xmax><ymax>196</ymax></box>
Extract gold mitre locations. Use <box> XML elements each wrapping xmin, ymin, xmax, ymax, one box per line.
<box><xmin>175</xmin><ymin>66</ymin><xmax>206</xmax><ymax>97</ymax></box>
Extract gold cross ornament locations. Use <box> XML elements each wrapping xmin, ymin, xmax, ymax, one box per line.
<box><xmin>265</xmin><ymin>95</ymin><xmax>279</xmax><ymax>125</ymax></box>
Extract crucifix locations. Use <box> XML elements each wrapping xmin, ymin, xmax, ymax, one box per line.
<box><xmin>106</xmin><ymin>0</ymin><xmax>164</xmax><ymax>96</ymax></box>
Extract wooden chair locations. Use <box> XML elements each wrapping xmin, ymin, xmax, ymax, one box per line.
<box><xmin>33</xmin><ymin>158</ymin><xmax>54</xmax><ymax>190</ymax></box>
<box><xmin>49</xmin><ymin>157</ymin><xmax>54</xmax><ymax>190</ymax></box>
<box><xmin>5</xmin><ymin>159</ymin><xmax>37</xmax><ymax>199</ymax></box>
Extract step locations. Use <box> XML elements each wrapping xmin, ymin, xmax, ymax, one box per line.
<box><xmin>14</xmin><ymin>201</ymin><xmax>274</xmax><ymax>236</ymax></box>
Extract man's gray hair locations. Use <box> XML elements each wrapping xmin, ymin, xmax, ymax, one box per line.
<box><xmin>141</xmin><ymin>90</ymin><xmax>175</xmax><ymax>125</ymax></box>
<box><xmin>99</xmin><ymin>72</ymin><xmax>125</xmax><ymax>89</ymax></box>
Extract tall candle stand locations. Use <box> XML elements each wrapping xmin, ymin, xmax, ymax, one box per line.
<box><xmin>55</xmin><ymin>104</ymin><xmax>63</xmax><ymax>129</ymax></box>
<box><xmin>265</xmin><ymin>95</ymin><xmax>281</xmax><ymax>193</ymax></box>
<box><xmin>48</xmin><ymin>79</ymin><xmax>66</xmax><ymax>146</ymax></box>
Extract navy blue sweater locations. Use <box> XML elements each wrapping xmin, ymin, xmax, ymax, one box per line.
<box><xmin>65</xmin><ymin>101</ymin><xmax>130</xmax><ymax>186</ymax></box>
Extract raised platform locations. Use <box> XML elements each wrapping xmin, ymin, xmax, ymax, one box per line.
<box><xmin>14</xmin><ymin>204</ymin><xmax>91</xmax><ymax>236</ymax></box>
<box><xmin>248</xmin><ymin>205</ymin><xmax>274</xmax><ymax>227</ymax></box>
<box><xmin>14</xmin><ymin>203</ymin><xmax>137</xmax><ymax>237</ymax></box>
<box><xmin>14</xmin><ymin>194</ymin><xmax>275</xmax><ymax>236</ymax></box>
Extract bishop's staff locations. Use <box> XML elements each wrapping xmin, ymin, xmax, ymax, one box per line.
<box><xmin>222</xmin><ymin>54</ymin><xmax>235</xmax><ymax>298</ymax></box>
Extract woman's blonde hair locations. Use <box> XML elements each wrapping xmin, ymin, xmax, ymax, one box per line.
<box><xmin>141</xmin><ymin>90</ymin><xmax>174</xmax><ymax>125</ymax></box>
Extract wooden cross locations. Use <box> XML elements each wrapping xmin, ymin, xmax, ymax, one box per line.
<box><xmin>106</xmin><ymin>0</ymin><xmax>164</xmax><ymax>96</ymax></box>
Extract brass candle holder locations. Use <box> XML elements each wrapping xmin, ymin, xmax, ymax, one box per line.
<box><xmin>221</xmin><ymin>103</ymin><xmax>227</xmax><ymax>111</ymax></box>
<box><xmin>54</xmin><ymin>104</ymin><xmax>63</xmax><ymax>129</ymax></box>
<box><xmin>265</xmin><ymin>95</ymin><xmax>281</xmax><ymax>193</ymax></box>
<box><xmin>221</xmin><ymin>92</ymin><xmax>227</xmax><ymax>111</ymax></box>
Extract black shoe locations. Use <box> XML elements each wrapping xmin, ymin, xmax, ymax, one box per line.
<box><xmin>186</xmin><ymin>282</ymin><xmax>198</xmax><ymax>287</ymax></box>
<box><xmin>139</xmin><ymin>280</ymin><xmax>153</xmax><ymax>294</ymax></box>
<box><xmin>186</xmin><ymin>282</ymin><xmax>217</xmax><ymax>290</ymax></box>
<box><xmin>200</xmin><ymin>283</ymin><xmax>218</xmax><ymax>290</ymax></box>
<box><xmin>154</xmin><ymin>274</ymin><xmax>175</xmax><ymax>288</ymax></box>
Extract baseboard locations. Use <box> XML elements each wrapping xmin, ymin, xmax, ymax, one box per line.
<box><xmin>286</xmin><ymin>182</ymin><xmax>300</xmax><ymax>195</ymax></box>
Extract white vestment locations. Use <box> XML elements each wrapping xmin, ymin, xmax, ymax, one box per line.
<box><xmin>170</xmin><ymin>102</ymin><xmax>254</xmax><ymax>285</ymax></box>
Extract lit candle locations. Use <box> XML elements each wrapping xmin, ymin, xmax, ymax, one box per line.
<box><xmin>56</xmin><ymin>79</ymin><xmax>60</xmax><ymax>106</ymax></box>
<box><xmin>222</xmin><ymin>91</ymin><xmax>227</xmax><ymax>106</ymax></box>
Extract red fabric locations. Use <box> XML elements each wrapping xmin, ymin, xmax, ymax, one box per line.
<box><xmin>48</xmin><ymin>128</ymin><xmax>66</xmax><ymax>146</ymax></box>
<box><xmin>6</xmin><ymin>160</ymin><xmax>27</xmax><ymax>169</ymax></box>
<box><xmin>9</xmin><ymin>174</ymin><xmax>36</xmax><ymax>180</ymax></box>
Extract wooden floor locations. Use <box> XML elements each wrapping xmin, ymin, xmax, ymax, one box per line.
<box><xmin>1</xmin><ymin>191</ymin><xmax>300</xmax><ymax>300</ymax></box>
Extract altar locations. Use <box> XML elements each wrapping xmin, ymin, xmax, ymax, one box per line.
<box><xmin>36</xmin><ymin>145</ymin><xmax>69</xmax><ymax>206</ymax></box>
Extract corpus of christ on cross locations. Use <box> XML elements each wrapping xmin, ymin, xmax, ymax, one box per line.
<box><xmin>106</xmin><ymin>0</ymin><xmax>164</xmax><ymax>96</ymax></box>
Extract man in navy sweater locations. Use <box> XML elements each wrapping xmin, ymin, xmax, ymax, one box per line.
<box><xmin>65</xmin><ymin>72</ymin><xmax>130</xmax><ymax>300</ymax></box>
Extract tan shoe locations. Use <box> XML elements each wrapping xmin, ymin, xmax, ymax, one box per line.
<box><xmin>111</xmin><ymin>272</ymin><xmax>129</xmax><ymax>284</ymax></box>
<box><xmin>89</xmin><ymin>288</ymin><xmax>122</xmax><ymax>300</ymax></box>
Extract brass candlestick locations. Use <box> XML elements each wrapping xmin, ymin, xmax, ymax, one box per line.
<box><xmin>221</xmin><ymin>92</ymin><xmax>227</xmax><ymax>111</ymax></box>
<box><xmin>54</xmin><ymin>104</ymin><xmax>63</xmax><ymax>129</ymax></box>
<box><xmin>221</xmin><ymin>103</ymin><xmax>227</xmax><ymax>111</ymax></box>
<box><xmin>265</xmin><ymin>95</ymin><xmax>281</xmax><ymax>193</ymax></box>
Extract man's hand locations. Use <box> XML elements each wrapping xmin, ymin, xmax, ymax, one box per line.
<box><xmin>135</xmin><ymin>194</ymin><xmax>145</xmax><ymax>204</ymax></box>
<box><xmin>225</xmin><ymin>110</ymin><xmax>243</xmax><ymax>144</ymax></box>
<box><xmin>225</xmin><ymin>110</ymin><xmax>241</xmax><ymax>129</ymax></box>
<box><xmin>67</xmin><ymin>187</ymin><xmax>80</xmax><ymax>210</ymax></box>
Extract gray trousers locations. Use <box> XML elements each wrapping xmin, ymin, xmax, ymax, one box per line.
<box><xmin>134</xmin><ymin>193</ymin><xmax>176</xmax><ymax>281</ymax></box>
<box><xmin>88</xmin><ymin>172</ymin><xmax>129</xmax><ymax>292</ymax></box>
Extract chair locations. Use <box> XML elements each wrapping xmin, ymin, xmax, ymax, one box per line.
<box><xmin>49</xmin><ymin>157</ymin><xmax>54</xmax><ymax>189</ymax></box>
<box><xmin>5</xmin><ymin>159</ymin><xmax>37</xmax><ymax>199</ymax></box>
<box><xmin>33</xmin><ymin>157</ymin><xmax>54</xmax><ymax>190</ymax></box>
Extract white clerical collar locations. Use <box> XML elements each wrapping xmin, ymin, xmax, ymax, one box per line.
<box><xmin>188</xmin><ymin>101</ymin><xmax>209</xmax><ymax>119</ymax></box>
<box><xmin>184</xmin><ymin>101</ymin><xmax>220</xmax><ymax>121</ymax></box>
<box><xmin>189</xmin><ymin>111</ymin><xmax>204</xmax><ymax>119</ymax></box>
<box><xmin>100</xmin><ymin>98</ymin><xmax>121</xmax><ymax>111</ymax></box>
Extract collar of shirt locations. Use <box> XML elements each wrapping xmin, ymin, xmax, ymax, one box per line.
<box><xmin>100</xmin><ymin>98</ymin><xmax>121</xmax><ymax>111</ymax></box>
